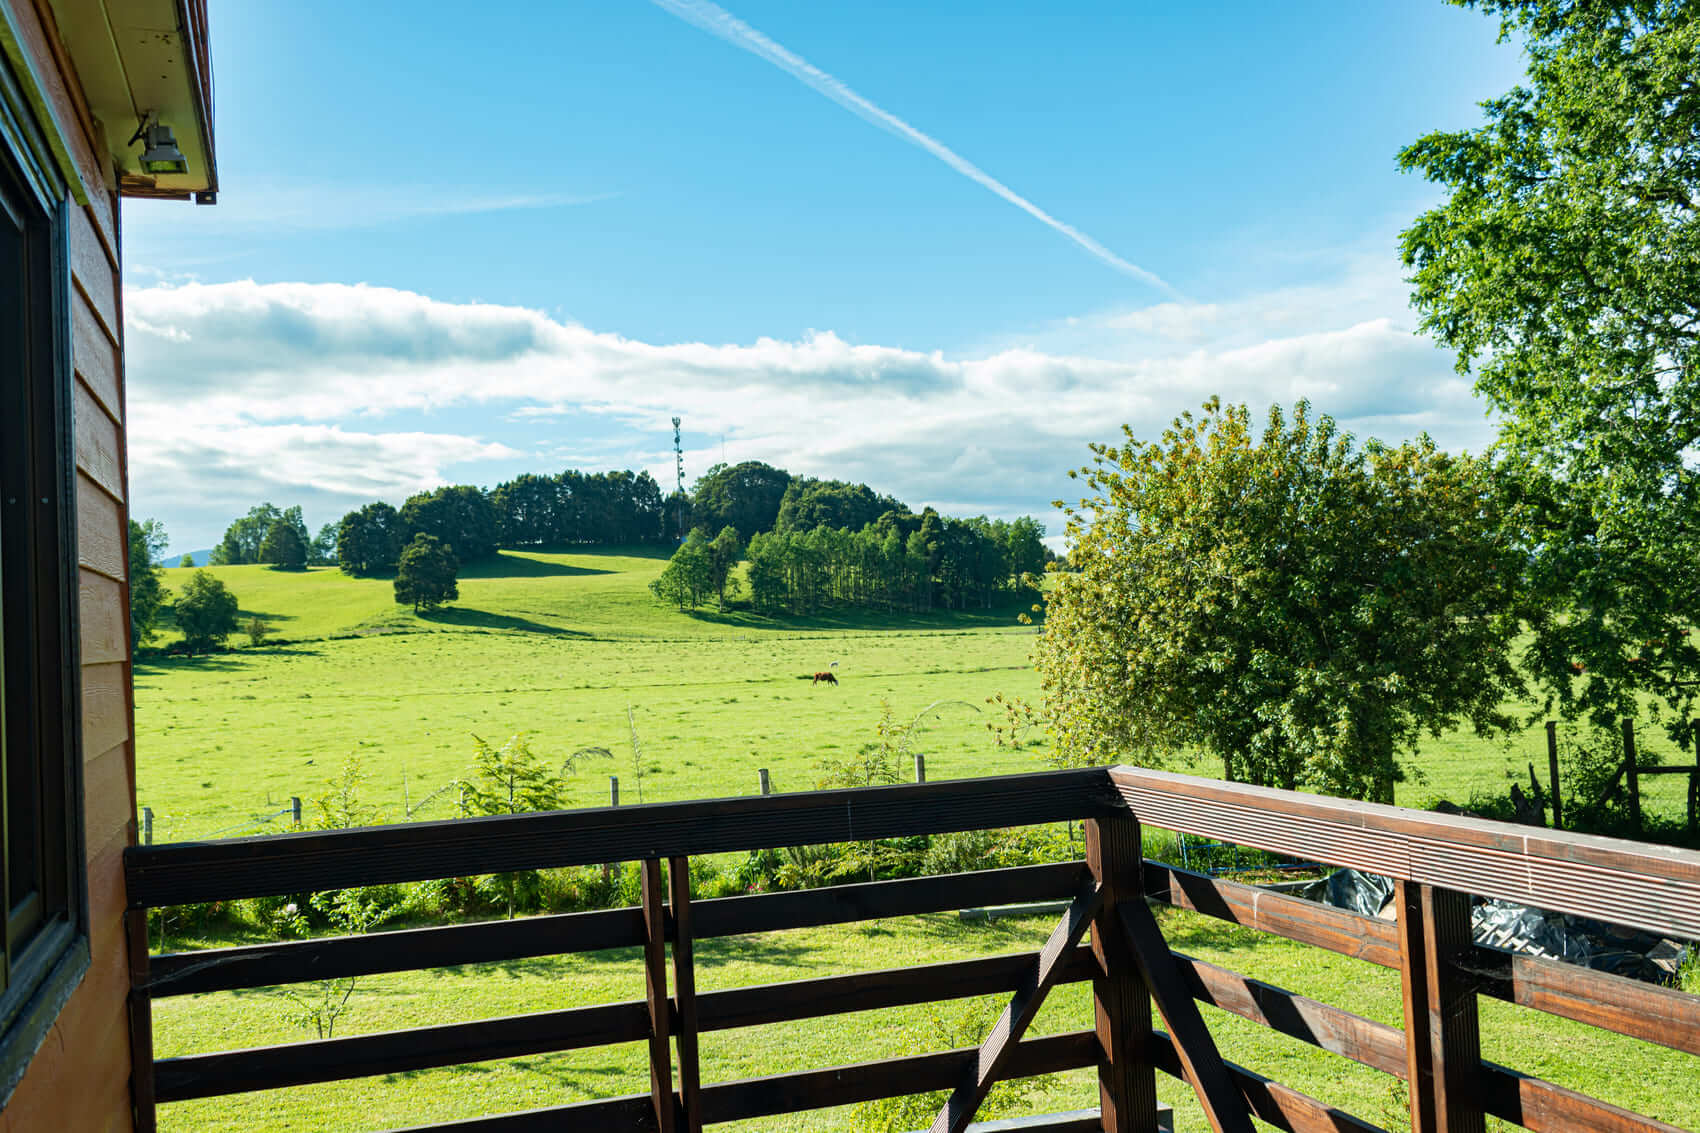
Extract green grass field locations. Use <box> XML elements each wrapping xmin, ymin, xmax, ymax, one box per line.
<box><xmin>137</xmin><ymin>551</ymin><xmax>1699</xmax><ymax>1131</ymax></box>
<box><xmin>137</xmin><ymin>548</ymin><xmax>1696</xmax><ymax>840</ymax></box>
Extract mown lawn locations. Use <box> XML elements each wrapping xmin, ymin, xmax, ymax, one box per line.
<box><xmin>152</xmin><ymin>905</ymin><xmax>1700</xmax><ymax>1133</ymax></box>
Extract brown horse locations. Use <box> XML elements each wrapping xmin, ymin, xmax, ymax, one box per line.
<box><xmin>811</xmin><ymin>671</ymin><xmax>838</xmax><ymax>686</ymax></box>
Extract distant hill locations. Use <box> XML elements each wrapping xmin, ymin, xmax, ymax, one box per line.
<box><xmin>165</xmin><ymin>548</ymin><xmax>216</xmax><ymax>567</ymax></box>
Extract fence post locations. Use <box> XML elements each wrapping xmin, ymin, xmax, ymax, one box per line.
<box><xmin>290</xmin><ymin>797</ymin><xmax>302</xmax><ymax>827</ymax></box>
<box><xmin>758</xmin><ymin>768</ymin><xmax>771</xmax><ymax>796</ymax></box>
<box><xmin>640</xmin><ymin>859</ymin><xmax>678</xmax><ymax>1133</ymax></box>
<box><xmin>1691</xmin><ymin>728</ymin><xmax>1699</xmax><ymax>836</ymax></box>
<box><xmin>669</xmin><ymin>857</ymin><xmax>703</xmax><ymax>1132</ymax></box>
<box><xmin>1397</xmin><ymin>880</ymin><xmax>1485</xmax><ymax>1133</ymax></box>
<box><xmin>914</xmin><ymin>754</ymin><xmax>926</xmax><ymax>783</ymax></box>
<box><xmin>610</xmin><ymin>776</ymin><xmax>620</xmax><ymax>807</ymax></box>
<box><xmin>126</xmin><ymin>907</ymin><xmax>157</xmax><ymax>1132</ymax></box>
<box><xmin>142</xmin><ymin>806</ymin><xmax>153</xmax><ymax>846</ymax></box>
<box><xmin>1622</xmin><ymin>717</ymin><xmax>1642</xmax><ymax>835</ymax></box>
<box><xmin>1545</xmin><ymin>721</ymin><xmax>1563</xmax><ymax>830</ymax></box>
<box><xmin>1085</xmin><ymin>814</ymin><xmax>1158</xmax><ymax>1132</ymax></box>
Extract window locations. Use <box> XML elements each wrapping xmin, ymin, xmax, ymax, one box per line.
<box><xmin>0</xmin><ymin>85</ymin><xmax>87</xmax><ymax>1096</ymax></box>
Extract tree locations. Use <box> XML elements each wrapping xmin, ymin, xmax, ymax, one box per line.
<box><xmin>211</xmin><ymin>504</ymin><xmax>307</xmax><ymax>565</ymax></box>
<box><xmin>128</xmin><ymin>518</ymin><xmax>167</xmax><ymax>646</ymax></box>
<box><xmin>400</xmin><ymin>485</ymin><xmax>499</xmax><ymax>561</ymax></box>
<box><xmin>175</xmin><ymin>570</ymin><xmax>240</xmax><ymax>653</ymax></box>
<box><xmin>1035</xmin><ymin>399</ymin><xmax>1527</xmax><ymax>803</ymax></box>
<box><xmin>337</xmin><ymin>502</ymin><xmax>403</xmax><ymax>576</ymax></box>
<box><xmin>260</xmin><ymin>518</ymin><xmax>308</xmax><ymax>570</ymax></box>
<box><xmin>708</xmin><ymin>525</ymin><xmax>744</xmax><ymax>609</ymax></box>
<box><xmin>650</xmin><ymin>529</ymin><xmax>713</xmax><ymax>609</ymax></box>
<box><xmin>1399</xmin><ymin>0</ymin><xmax>1700</xmax><ymax>734</ymax></box>
<box><xmin>310</xmin><ymin>523</ymin><xmax>338</xmax><ymax>566</ymax></box>
<box><xmin>690</xmin><ymin>461</ymin><xmax>793</xmax><ymax>542</ymax></box>
<box><xmin>179</xmin><ymin>553</ymin><xmax>195</xmax><ymax>568</ymax></box>
<box><xmin>393</xmin><ymin>534</ymin><xmax>459</xmax><ymax>612</ymax></box>
<box><xmin>774</xmin><ymin>478</ymin><xmax>907</xmax><ymax>534</ymax></box>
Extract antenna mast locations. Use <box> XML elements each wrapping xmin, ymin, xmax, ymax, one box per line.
<box><xmin>672</xmin><ymin>416</ymin><xmax>685</xmax><ymax>541</ymax></box>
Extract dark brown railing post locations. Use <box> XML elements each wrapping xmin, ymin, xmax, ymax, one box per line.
<box><xmin>126</xmin><ymin>906</ymin><xmax>157</xmax><ymax>1133</ymax></box>
<box><xmin>641</xmin><ymin>858</ymin><xmax>678</xmax><ymax>1133</ymax></box>
<box><xmin>1396</xmin><ymin>880</ymin><xmax>1484</xmax><ymax>1133</ymax></box>
<box><xmin>1085</xmin><ymin>815</ymin><xmax>1159</xmax><ymax>1133</ymax></box>
<box><xmin>668</xmin><ymin>856</ymin><xmax>703</xmax><ymax>1133</ymax></box>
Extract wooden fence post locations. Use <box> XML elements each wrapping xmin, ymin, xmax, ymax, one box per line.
<box><xmin>914</xmin><ymin>754</ymin><xmax>926</xmax><ymax>783</ymax></box>
<box><xmin>1545</xmin><ymin>722</ymin><xmax>1562</xmax><ymax>830</ymax></box>
<box><xmin>1622</xmin><ymin>717</ymin><xmax>1642</xmax><ymax>835</ymax></box>
<box><xmin>669</xmin><ymin>857</ymin><xmax>703</xmax><ymax>1133</ymax></box>
<box><xmin>641</xmin><ymin>859</ymin><xmax>678</xmax><ymax>1133</ymax></box>
<box><xmin>290</xmin><ymin>796</ymin><xmax>302</xmax><ymax>827</ymax></box>
<box><xmin>1691</xmin><ymin>728</ymin><xmax>1699</xmax><ymax>836</ymax></box>
<box><xmin>758</xmin><ymin>768</ymin><xmax>771</xmax><ymax>796</ymax></box>
<box><xmin>1085</xmin><ymin>815</ymin><xmax>1159</xmax><ymax>1132</ymax></box>
<box><xmin>142</xmin><ymin>806</ymin><xmax>153</xmax><ymax>846</ymax></box>
<box><xmin>126</xmin><ymin>907</ymin><xmax>157</xmax><ymax>1132</ymax></box>
<box><xmin>610</xmin><ymin>776</ymin><xmax>620</xmax><ymax>807</ymax></box>
<box><xmin>1397</xmin><ymin>880</ymin><xmax>1484</xmax><ymax>1133</ymax></box>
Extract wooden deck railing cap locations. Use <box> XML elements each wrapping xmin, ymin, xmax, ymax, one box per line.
<box><xmin>1110</xmin><ymin>765</ymin><xmax>1700</xmax><ymax>939</ymax></box>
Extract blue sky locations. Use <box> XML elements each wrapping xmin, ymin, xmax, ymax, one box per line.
<box><xmin>123</xmin><ymin>1</ymin><xmax>1526</xmax><ymax>553</ymax></box>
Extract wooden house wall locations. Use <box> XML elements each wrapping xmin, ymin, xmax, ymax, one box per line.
<box><xmin>3</xmin><ymin>2</ymin><xmax>136</xmax><ymax>1130</ymax></box>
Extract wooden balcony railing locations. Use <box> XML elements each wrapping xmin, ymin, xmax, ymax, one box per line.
<box><xmin>123</xmin><ymin>767</ymin><xmax>1700</xmax><ymax>1133</ymax></box>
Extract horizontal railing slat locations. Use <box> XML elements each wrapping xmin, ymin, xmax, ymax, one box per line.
<box><xmin>154</xmin><ymin>948</ymin><xmax>1098</xmax><ymax>1101</ymax></box>
<box><xmin>382</xmin><ymin>1032</ymin><xmax>1100</xmax><ymax>1132</ymax></box>
<box><xmin>1480</xmin><ymin>1060</ymin><xmax>1689</xmax><ymax>1133</ymax></box>
<box><xmin>1116</xmin><ymin>766</ymin><xmax>1700</xmax><ymax>939</ymax></box>
<box><xmin>696</xmin><ymin>1029</ymin><xmax>1098</xmax><ymax>1124</ymax></box>
<box><xmin>147</xmin><ymin>905</ymin><xmax>646</xmax><ymax>997</ymax></box>
<box><xmin>1469</xmin><ymin>946</ymin><xmax>1700</xmax><ymax>1058</ymax></box>
<box><xmin>146</xmin><ymin>863</ymin><xmax>1086</xmax><ymax>997</ymax></box>
<box><xmin>1174</xmin><ymin>952</ymin><xmax>1406</xmax><ymax>1077</ymax></box>
<box><xmin>1143</xmin><ymin>861</ymin><xmax>1401</xmax><ymax>968</ymax></box>
<box><xmin>1150</xmin><ymin>1028</ymin><xmax>1383</xmax><ymax>1133</ymax></box>
<box><xmin>126</xmin><ymin>770</ymin><xmax>1120</xmax><ymax>907</ymax></box>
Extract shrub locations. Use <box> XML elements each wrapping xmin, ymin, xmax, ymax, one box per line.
<box><xmin>175</xmin><ymin>569</ymin><xmax>239</xmax><ymax>653</ymax></box>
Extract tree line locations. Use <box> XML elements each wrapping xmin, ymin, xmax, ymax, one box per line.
<box><xmin>653</xmin><ymin>508</ymin><xmax>1049</xmax><ymax>615</ymax></box>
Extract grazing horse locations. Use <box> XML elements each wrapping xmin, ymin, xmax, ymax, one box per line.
<box><xmin>812</xmin><ymin>671</ymin><xmax>838</xmax><ymax>686</ymax></box>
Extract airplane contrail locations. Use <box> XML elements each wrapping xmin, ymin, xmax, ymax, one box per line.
<box><xmin>650</xmin><ymin>0</ymin><xmax>1177</xmax><ymax>295</ymax></box>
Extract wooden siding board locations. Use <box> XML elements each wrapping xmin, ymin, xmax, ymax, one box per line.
<box><xmin>73</xmin><ymin>379</ymin><xmax>121</xmax><ymax>499</ymax></box>
<box><xmin>68</xmin><ymin>203</ymin><xmax>117</xmax><ymax>337</ymax></box>
<box><xmin>72</xmin><ymin>291</ymin><xmax>119</xmax><ymax>422</ymax></box>
<box><xmin>77</xmin><ymin>568</ymin><xmax>124</xmax><ymax>664</ymax></box>
<box><xmin>83</xmin><ymin>740</ymin><xmax>132</xmax><ymax>849</ymax></box>
<box><xmin>79</xmin><ymin>661</ymin><xmax>128</xmax><ymax>760</ymax></box>
<box><xmin>75</xmin><ymin>472</ymin><xmax>124</xmax><ymax>580</ymax></box>
<box><xmin>2</xmin><ymin>0</ymin><xmax>106</xmax><ymax>203</ymax></box>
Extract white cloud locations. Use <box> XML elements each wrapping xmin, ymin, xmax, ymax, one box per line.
<box><xmin>125</xmin><ymin>266</ymin><xmax>1491</xmax><ymax>549</ymax></box>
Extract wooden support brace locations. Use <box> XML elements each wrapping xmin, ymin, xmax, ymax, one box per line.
<box><xmin>641</xmin><ymin>858</ymin><xmax>678</xmax><ymax>1133</ymax></box>
<box><xmin>1397</xmin><ymin>879</ymin><xmax>1485</xmax><ymax>1133</ymax></box>
<box><xmin>1117</xmin><ymin>899</ymin><xmax>1255</xmax><ymax>1133</ymax></box>
<box><xmin>928</xmin><ymin>878</ymin><xmax>1105</xmax><ymax>1133</ymax></box>
<box><xmin>1086</xmin><ymin>816</ymin><xmax>1160</xmax><ymax>1133</ymax></box>
<box><xmin>669</xmin><ymin>856</ymin><xmax>702</xmax><ymax>1133</ymax></box>
<box><xmin>127</xmin><ymin>906</ymin><xmax>158</xmax><ymax>1133</ymax></box>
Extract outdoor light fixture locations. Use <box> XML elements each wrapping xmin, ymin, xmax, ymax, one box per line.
<box><xmin>138</xmin><ymin>123</ymin><xmax>188</xmax><ymax>175</ymax></box>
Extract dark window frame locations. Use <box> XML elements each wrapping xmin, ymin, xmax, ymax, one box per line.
<box><xmin>0</xmin><ymin>47</ymin><xmax>90</xmax><ymax>1105</ymax></box>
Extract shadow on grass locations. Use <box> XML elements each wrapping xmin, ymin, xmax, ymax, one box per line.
<box><xmin>460</xmin><ymin>553</ymin><xmax>616</xmax><ymax>581</ymax></box>
<box><xmin>133</xmin><ymin>644</ymin><xmax>325</xmax><ymax>675</ymax></box>
<box><xmin>678</xmin><ymin>600</ymin><xmax>1041</xmax><ymax>634</ymax></box>
<box><xmin>418</xmin><ymin>607</ymin><xmax>590</xmax><ymax>637</ymax></box>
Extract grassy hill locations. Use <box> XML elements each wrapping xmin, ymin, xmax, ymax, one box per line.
<box><xmin>135</xmin><ymin>549</ymin><xmax>1051</xmax><ymax>841</ymax></box>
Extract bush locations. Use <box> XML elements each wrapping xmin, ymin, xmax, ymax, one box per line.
<box><xmin>175</xmin><ymin>569</ymin><xmax>239</xmax><ymax>653</ymax></box>
<box><xmin>244</xmin><ymin>616</ymin><xmax>271</xmax><ymax>646</ymax></box>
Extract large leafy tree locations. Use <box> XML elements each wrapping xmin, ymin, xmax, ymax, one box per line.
<box><xmin>337</xmin><ymin>502</ymin><xmax>403</xmax><ymax>576</ymax></box>
<box><xmin>260</xmin><ymin>518</ymin><xmax>308</xmax><ymax>571</ymax></box>
<box><xmin>1400</xmin><ymin>0</ymin><xmax>1700</xmax><ymax>731</ymax></box>
<box><xmin>175</xmin><ymin>570</ymin><xmax>240</xmax><ymax>653</ymax></box>
<box><xmin>1035</xmin><ymin>400</ymin><xmax>1527</xmax><ymax>803</ymax></box>
<box><xmin>394</xmin><ymin>533</ymin><xmax>460</xmax><ymax>612</ymax></box>
<box><xmin>691</xmin><ymin>461</ymin><xmax>793</xmax><ymax>542</ymax></box>
<box><xmin>400</xmin><ymin>485</ymin><xmax>500</xmax><ymax>561</ymax></box>
<box><xmin>128</xmin><ymin>518</ymin><xmax>168</xmax><ymax>646</ymax></box>
<box><xmin>211</xmin><ymin>504</ymin><xmax>308</xmax><ymax>566</ymax></box>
